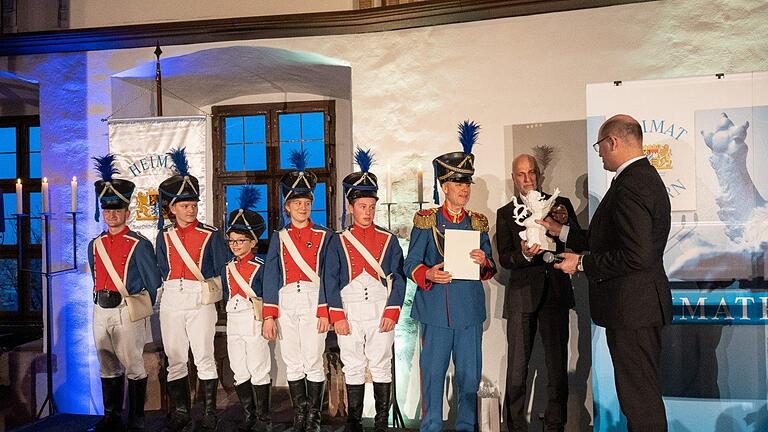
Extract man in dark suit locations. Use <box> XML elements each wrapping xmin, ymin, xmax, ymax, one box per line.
<box><xmin>539</xmin><ymin>114</ymin><xmax>672</xmax><ymax>432</ymax></box>
<box><xmin>496</xmin><ymin>154</ymin><xmax>579</xmax><ymax>432</ymax></box>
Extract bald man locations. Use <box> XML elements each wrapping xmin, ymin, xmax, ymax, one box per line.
<box><xmin>496</xmin><ymin>154</ymin><xmax>579</xmax><ymax>432</ymax></box>
<box><xmin>539</xmin><ymin>115</ymin><xmax>672</xmax><ymax>432</ymax></box>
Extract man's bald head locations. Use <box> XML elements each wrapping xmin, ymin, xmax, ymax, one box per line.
<box><xmin>600</xmin><ymin>114</ymin><xmax>643</xmax><ymax>149</ymax></box>
<box><xmin>512</xmin><ymin>154</ymin><xmax>540</xmax><ymax>194</ymax></box>
<box><xmin>596</xmin><ymin>114</ymin><xmax>645</xmax><ymax>172</ymax></box>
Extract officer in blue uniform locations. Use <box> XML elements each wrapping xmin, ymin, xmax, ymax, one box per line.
<box><xmin>88</xmin><ymin>154</ymin><xmax>162</xmax><ymax>432</ymax></box>
<box><xmin>404</xmin><ymin>121</ymin><xmax>497</xmax><ymax>432</ymax></box>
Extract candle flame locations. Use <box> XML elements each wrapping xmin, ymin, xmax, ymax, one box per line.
<box><xmin>17</xmin><ymin>178</ymin><xmax>21</xmax><ymax>184</ymax></box>
<box><xmin>72</xmin><ymin>176</ymin><xmax>77</xmax><ymax>182</ymax></box>
<box><xmin>43</xmin><ymin>177</ymin><xmax>48</xmax><ymax>183</ymax></box>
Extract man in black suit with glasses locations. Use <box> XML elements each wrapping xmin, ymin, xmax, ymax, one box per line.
<box><xmin>539</xmin><ymin>114</ymin><xmax>672</xmax><ymax>432</ymax></box>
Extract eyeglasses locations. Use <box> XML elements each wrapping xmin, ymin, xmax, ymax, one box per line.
<box><xmin>227</xmin><ymin>239</ymin><xmax>252</xmax><ymax>245</ymax></box>
<box><xmin>592</xmin><ymin>135</ymin><xmax>611</xmax><ymax>152</ymax></box>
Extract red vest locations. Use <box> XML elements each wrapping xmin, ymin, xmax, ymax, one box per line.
<box><xmin>228</xmin><ymin>252</ymin><xmax>259</xmax><ymax>298</ymax></box>
<box><xmin>93</xmin><ymin>226</ymin><xmax>138</xmax><ymax>292</ymax></box>
<box><xmin>164</xmin><ymin>219</ymin><xmax>210</xmax><ymax>281</ymax></box>
<box><xmin>342</xmin><ymin>224</ymin><xmax>387</xmax><ymax>279</ymax></box>
<box><xmin>282</xmin><ymin>221</ymin><xmax>324</xmax><ymax>284</ymax></box>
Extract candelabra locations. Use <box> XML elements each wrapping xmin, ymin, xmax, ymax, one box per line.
<box><xmin>15</xmin><ymin>211</ymin><xmax>82</xmax><ymax>418</ymax></box>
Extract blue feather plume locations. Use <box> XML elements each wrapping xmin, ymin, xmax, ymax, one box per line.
<box><xmin>92</xmin><ymin>153</ymin><xmax>120</xmax><ymax>182</ymax></box>
<box><xmin>238</xmin><ymin>186</ymin><xmax>261</xmax><ymax>211</ymax></box>
<box><xmin>354</xmin><ymin>147</ymin><xmax>375</xmax><ymax>173</ymax></box>
<box><xmin>289</xmin><ymin>148</ymin><xmax>309</xmax><ymax>172</ymax></box>
<box><xmin>458</xmin><ymin>120</ymin><xmax>481</xmax><ymax>154</ymax></box>
<box><xmin>168</xmin><ymin>147</ymin><xmax>190</xmax><ymax>176</ymax></box>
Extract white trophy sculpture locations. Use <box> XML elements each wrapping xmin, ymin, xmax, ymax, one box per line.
<box><xmin>511</xmin><ymin>188</ymin><xmax>561</xmax><ymax>251</ymax></box>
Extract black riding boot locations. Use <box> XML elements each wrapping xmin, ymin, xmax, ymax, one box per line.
<box><xmin>91</xmin><ymin>375</ymin><xmax>126</xmax><ymax>432</ymax></box>
<box><xmin>373</xmin><ymin>382</ymin><xmax>391</xmax><ymax>432</ymax></box>
<box><xmin>235</xmin><ymin>382</ymin><xmax>257</xmax><ymax>431</ymax></box>
<box><xmin>344</xmin><ymin>384</ymin><xmax>365</xmax><ymax>432</ymax></box>
<box><xmin>252</xmin><ymin>382</ymin><xmax>273</xmax><ymax>432</ymax></box>
<box><xmin>288</xmin><ymin>379</ymin><xmax>308</xmax><ymax>432</ymax></box>
<box><xmin>305</xmin><ymin>380</ymin><xmax>324</xmax><ymax>432</ymax></box>
<box><xmin>127</xmin><ymin>377</ymin><xmax>147</xmax><ymax>431</ymax></box>
<box><xmin>199</xmin><ymin>378</ymin><xmax>219</xmax><ymax>431</ymax></box>
<box><xmin>164</xmin><ymin>377</ymin><xmax>193</xmax><ymax>432</ymax></box>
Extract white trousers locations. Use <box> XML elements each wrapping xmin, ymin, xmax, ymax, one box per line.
<box><xmin>278</xmin><ymin>282</ymin><xmax>327</xmax><ymax>382</ymax></box>
<box><xmin>336</xmin><ymin>273</ymin><xmax>394</xmax><ymax>385</ymax></box>
<box><xmin>93</xmin><ymin>303</ymin><xmax>148</xmax><ymax>380</ymax></box>
<box><xmin>159</xmin><ymin>280</ymin><xmax>218</xmax><ymax>381</ymax></box>
<box><xmin>226</xmin><ymin>296</ymin><xmax>271</xmax><ymax>385</ymax></box>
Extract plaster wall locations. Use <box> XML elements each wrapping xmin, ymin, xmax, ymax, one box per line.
<box><xmin>1</xmin><ymin>0</ymin><xmax>767</xmax><ymax>426</ymax></box>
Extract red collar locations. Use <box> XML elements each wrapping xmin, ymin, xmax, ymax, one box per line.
<box><xmin>236</xmin><ymin>251</ymin><xmax>254</xmax><ymax>264</ymax></box>
<box><xmin>441</xmin><ymin>205</ymin><xmax>466</xmax><ymax>223</ymax></box>
<box><xmin>352</xmin><ymin>223</ymin><xmax>375</xmax><ymax>233</ymax></box>
<box><xmin>176</xmin><ymin>219</ymin><xmax>200</xmax><ymax>234</ymax></box>
<box><xmin>289</xmin><ymin>220</ymin><xmax>314</xmax><ymax>232</ymax></box>
<box><xmin>106</xmin><ymin>226</ymin><xmax>130</xmax><ymax>237</ymax></box>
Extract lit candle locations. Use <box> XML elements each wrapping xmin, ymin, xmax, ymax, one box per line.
<box><xmin>15</xmin><ymin>179</ymin><xmax>22</xmax><ymax>215</ymax></box>
<box><xmin>386</xmin><ymin>165</ymin><xmax>392</xmax><ymax>203</ymax></box>
<box><xmin>417</xmin><ymin>164</ymin><xmax>424</xmax><ymax>203</ymax></box>
<box><xmin>41</xmin><ymin>177</ymin><xmax>49</xmax><ymax>213</ymax></box>
<box><xmin>70</xmin><ymin>176</ymin><xmax>77</xmax><ymax>212</ymax></box>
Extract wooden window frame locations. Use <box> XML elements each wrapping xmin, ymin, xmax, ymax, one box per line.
<box><xmin>0</xmin><ymin>115</ymin><xmax>43</xmax><ymax>324</ymax></box>
<box><xmin>211</xmin><ymin>100</ymin><xmax>337</xmax><ymax>254</ymax></box>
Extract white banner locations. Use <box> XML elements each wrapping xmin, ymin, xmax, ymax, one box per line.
<box><xmin>587</xmin><ymin>72</ymin><xmax>768</xmax><ymax>281</ymax></box>
<box><xmin>108</xmin><ymin>116</ymin><xmax>208</xmax><ymax>245</ymax></box>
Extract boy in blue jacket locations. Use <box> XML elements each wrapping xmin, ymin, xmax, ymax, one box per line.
<box><xmin>222</xmin><ymin>186</ymin><xmax>271</xmax><ymax>432</ymax></box>
<box><xmin>88</xmin><ymin>154</ymin><xmax>161</xmax><ymax>432</ymax></box>
<box><xmin>324</xmin><ymin>148</ymin><xmax>406</xmax><ymax>432</ymax></box>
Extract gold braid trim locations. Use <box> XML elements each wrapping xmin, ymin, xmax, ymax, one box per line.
<box><xmin>413</xmin><ymin>208</ymin><xmax>438</xmax><ymax>229</ymax></box>
<box><xmin>467</xmin><ymin>210</ymin><xmax>489</xmax><ymax>232</ymax></box>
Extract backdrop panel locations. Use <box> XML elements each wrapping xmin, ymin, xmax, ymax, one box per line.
<box><xmin>587</xmin><ymin>72</ymin><xmax>768</xmax><ymax>432</ymax></box>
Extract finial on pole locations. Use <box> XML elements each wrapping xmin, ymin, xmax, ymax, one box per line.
<box><xmin>154</xmin><ymin>41</ymin><xmax>163</xmax><ymax>116</ymax></box>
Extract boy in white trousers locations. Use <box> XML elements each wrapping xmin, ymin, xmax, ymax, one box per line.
<box><xmin>262</xmin><ymin>149</ymin><xmax>333</xmax><ymax>432</ymax></box>
<box><xmin>323</xmin><ymin>148</ymin><xmax>407</xmax><ymax>432</ymax></box>
<box><xmin>222</xmin><ymin>186</ymin><xmax>271</xmax><ymax>432</ymax></box>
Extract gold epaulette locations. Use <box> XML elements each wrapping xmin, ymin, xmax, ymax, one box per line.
<box><xmin>413</xmin><ymin>208</ymin><xmax>438</xmax><ymax>229</ymax></box>
<box><xmin>467</xmin><ymin>210</ymin><xmax>490</xmax><ymax>232</ymax></box>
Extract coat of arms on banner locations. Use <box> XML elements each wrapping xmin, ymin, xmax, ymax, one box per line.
<box><xmin>135</xmin><ymin>189</ymin><xmax>161</xmax><ymax>221</ymax></box>
<box><xmin>643</xmin><ymin>144</ymin><xmax>673</xmax><ymax>170</ymax></box>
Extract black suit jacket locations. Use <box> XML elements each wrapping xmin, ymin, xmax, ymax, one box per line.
<box><xmin>497</xmin><ymin>194</ymin><xmax>580</xmax><ymax>317</ymax></box>
<box><xmin>567</xmin><ymin>158</ymin><xmax>672</xmax><ymax>329</ymax></box>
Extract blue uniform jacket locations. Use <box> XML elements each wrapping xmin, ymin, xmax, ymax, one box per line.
<box><xmin>404</xmin><ymin>207</ymin><xmax>496</xmax><ymax>329</ymax></box>
<box><xmin>323</xmin><ymin>225</ymin><xmax>407</xmax><ymax>323</ymax></box>
<box><xmin>220</xmin><ymin>255</ymin><xmax>265</xmax><ymax>300</ymax></box>
<box><xmin>88</xmin><ymin>230</ymin><xmax>163</xmax><ymax>304</ymax></box>
<box><xmin>155</xmin><ymin>221</ymin><xmax>230</xmax><ymax>281</ymax></box>
<box><xmin>262</xmin><ymin>222</ymin><xmax>334</xmax><ymax>318</ymax></box>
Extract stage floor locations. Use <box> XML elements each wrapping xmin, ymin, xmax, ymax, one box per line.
<box><xmin>11</xmin><ymin>413</ymin><xmax>418</xmax><ymax>432</ymax></box>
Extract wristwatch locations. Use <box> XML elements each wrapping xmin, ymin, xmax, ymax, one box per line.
<box><xmin>577</xmin><ymin>255</ymin><xmax>584</xmax><ymax>272</ymax></box>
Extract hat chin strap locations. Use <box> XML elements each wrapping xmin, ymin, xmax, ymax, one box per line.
<box><xmin>98</xmin><ymin>182</ymin><xmax>131</xmax><ymax>204</ymax></box>
<box><xmin>344</xmin><ymin>173</ymin><xmax>378</xmax><ymax>199</ymax></box>
<box><xmin>230</xmin><ymin>209</ymin><xmax>257</xmax><ymax>240</ymax></box>
<box><xmin>169</xmin><ymin>175</ymin><xmax>199</xmax><ymax>206</ymax></box>
<box><xmin>436</xmin><ymin>157</ymin><xmax>474</xmax><ymax>182</ymax></box>
<box><xmin>285</xmin><ymin>171</ymin><xmax>313</xmax><ymax>201</ymax></box>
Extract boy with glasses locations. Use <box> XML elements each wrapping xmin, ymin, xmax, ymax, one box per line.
<box><xmin>223</xmin><ymin>186</ymin><xmax>272</xmax><ymax>432</ymax></box>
